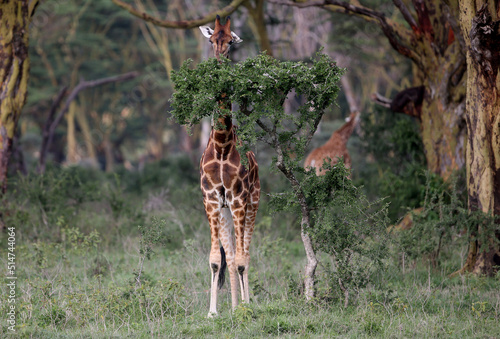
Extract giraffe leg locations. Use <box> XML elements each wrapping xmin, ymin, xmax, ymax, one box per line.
<box><xmin>207</xmin><ymin>206</ymin><xmax>222</xmax><ymax>317</ymax></box>
<box><xmin>241</xmin><ymin>198</ymin><xmax>259</xmax><ymax>303</ymax></box>
<box><xmin>219</xmin><ymin>207</ymin><xmax>238</xmax><ymax>310</ymax></box>
<box><xmin>230</xmin><ymin>203</ymin><xmax>250</xmax><ymax>304</ymax></box>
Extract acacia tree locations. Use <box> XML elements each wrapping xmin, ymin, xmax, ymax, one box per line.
<box><xmin>0</xmin><ymin>0</ymin><xmax>39</xmax><ymax>194</ymax></box>
<box><xmin>455</xmin><ymin>1</ymin><xmax>500</xmax><ymax>275</ymax></box>
<box><xmin>171</xmin><ymin>54</ymin><xmax>340</xmax><ymax>298</ymax></box>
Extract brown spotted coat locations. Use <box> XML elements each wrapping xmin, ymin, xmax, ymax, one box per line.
<box><xmin>198</xmin><ymin>16</ymin><xmax>260</xmax><ymax>317</ymax></box>
<box><xmin>304</xmin><ymin>111</ymin><xmax>359</xmax><ymax>175</ymax></box>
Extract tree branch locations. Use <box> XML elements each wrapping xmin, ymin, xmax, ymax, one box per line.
<box><xmin>111</xmin><ymin>0</ymin><xmax>247</xmax><ymax>29</ymax></box>
<box><xmin>29</xmin><ymin>0</ymin><xmax>40</xmax><ymax>18</ymax></box>
<box><xmin>340</xmin><ymin>76</ymin><xmax>359</xmax><ymax>113</ymax></box>
<box><xmin>38</xmin><ymin>71</ymin><xmax>139</xmax><ymax>173</ymax></box>
<box><xmin>393</xmin><ymin>0</ymin><xmax>419</xmax><ymax>33</ymax></box>
<box><xmin>269</xmin><ymin>0</ymin><xmax>423</xmax><ymax>68</ymax></box>
<box><xmin>371</xmin><ymin>92</ymin><xmax>392</xmax><ymax>108</ymax></box>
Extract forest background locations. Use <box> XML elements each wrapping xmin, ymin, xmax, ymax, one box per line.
<box><xmin>0</xmin><ymin>0</ymin><xmax>499</xmax><ymax>337</ymax></box>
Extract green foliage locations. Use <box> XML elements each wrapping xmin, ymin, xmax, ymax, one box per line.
<box><xmin>116</xmin><ymin>156</ymin><xmax>198</xmax><ymax>194</ymax></box>
<box><xmin>2</xmin><ymin>170</ymin><xmax>500</xmax><ymax>337</ymax></box>
<box><xmin>2</xmin><ymin>166</ymin><xmax>104</xmax><ymax>242</ymax></box>
<box><xmin>233</xmin><ymin>304</ymin><xmax>255</xmax><ymax>323</ymax></box>
<box><xmin>134</xmin><ymin>217</ymin><xmax>169</xmax><ymax>289</ymax></box>
<box><xmin>358</xmin><ymin>107</ymin><xmax>427</xmax><ymax>222</ymax></box>
<box><xmin>61</xmin><ymin>222</ymin><xmax>102</xmax><ymax>253</ymax></box>
<box><xmin>171</xmin><ymin>51</ymin><xmax>343</xmax><ymax>160</ymax></box>
<box><xmin>137</xmin><ymin>217</ymin><xmax>169</xmax><ymax>261</ymax></box>
<box><xmin>307</xmin><ymin>162</ymin><xmax>389</xmax><ymax>303</ymax></box>
<box><xmin>2</xmin><ymin>157</ymin><xmax>200</xmax><ymax>246</ymax></box>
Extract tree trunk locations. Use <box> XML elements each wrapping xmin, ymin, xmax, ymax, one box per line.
<box><xmin>75</xmin><ymin>107</ymin><xmax>98</xmax><ymax>168</ymax></box>
<box><xmin>275</xmin><ymin>146</ymin><xmax>318</xmax><ymax>300</ymax></box>
<box><xmin>9</xmin><ymin>128</ymin><xmax>27</xmax><ymax>176</ymax></box>
<box><xmin>300</xmin><ymin>214</ymin><xmax>318</xmax><ymax>300</ymax></box>
<box><xmin>406</xmin><ymin>0</ymin><xmax>467</xmax><ymax>180</ymax></box>
<box><xmin>419</xmin><ymin>43</ymin><xmax>467</xmax><ymax>179</ymax></box>
<box><xmin>103</xmin><ymin>132</ymin><xmax>114</xmax><ymax>173</ymax></box>
<box><xmin>0</xmin><ymin>0</ymin><xmax>38</xmax><ymax>194</ymax></box>
<box><xmin>200</xmin><ymin>118</ymin><xmax>211</xmax><ymax>156</ymax></box>
<box><xmin>245</xmin><ymin>0</ymin><xmax>274</xmax><ymax>56</ymax></box>
<box><xmin>455</xmin><ymin>1</ymin><xmax>500</xmax><ymax>276</ymax></box>
<box><xmin>66</xmin><ymin>102</ymin><xmax>78</xmax><ymax>165</ymax></box>
<box><xmin>38</xmin><ymin>72</ymin><xmax>137</xmax><ymax>173</ymax></box>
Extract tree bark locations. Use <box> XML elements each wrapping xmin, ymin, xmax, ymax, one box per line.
<box><xmin>455</xmin><ymin>0</ymin><xmax>500</xmax><ymax>276</ymax></box>
<box><xmin>274</xmin><ymin>138</ymin><xmax>318</xmax><ymax>300</ymax></box>
<box><xmin>244</xmin><ymin>0</ymin><xmax>274</xmax><ymax>56</ymax></box>
<box><xmin>75</xmin><ymin>107</ymin><xmax>98</xmax><ymax>168</ymax></box>
<box><xmin>103</xmin><ymin>131</ymin><xmax>114</xmax><ymax>173</ymax></box>
<box><xmin>66</xmin><ymin>102</ymin><xmax>78</xmax><ymax>165</ymax></box>
<box><xmin>0</xmin><ymin>0</ymin><xmax>38</xmax><ymax>194</ymax></box>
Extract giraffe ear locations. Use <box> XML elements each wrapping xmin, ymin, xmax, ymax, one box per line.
<box><xmin>231</xmin><ymin>31</ymin><xmax>243</xmax><ymax>44</ymax></box>
<box><xmin>199</xmin><ymin>26</ymin><xmax>214</xmax><ymax>39</ymax></box>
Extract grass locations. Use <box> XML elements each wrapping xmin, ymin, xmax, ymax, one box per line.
<box><xmin>1</xmin><ymin>160</ymin><xmax>499</xmax><ymax>337</ymax></box>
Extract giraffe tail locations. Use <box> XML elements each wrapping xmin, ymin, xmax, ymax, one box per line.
<box><xmin>218</xmin><ymin>245</ymin><xmax>227</xmax><ymax>290</ymax></box>
<box><xmin>217</xmin><ymin>207</ymin><xmax>232</xmax><ymax>290</ymax></box>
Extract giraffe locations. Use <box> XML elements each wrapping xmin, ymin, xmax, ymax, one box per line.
<box><xmin>304</xmin><ymin>111</ymin><xmax>359</xmax><ymax>175</ymax></box>
<box><xmin>199</xmin><ymin>16</ymin><xmax>260</xmax><ymax>317</ymax></box>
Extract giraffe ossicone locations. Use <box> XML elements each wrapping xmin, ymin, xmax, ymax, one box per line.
<box><xmin>198</xmin><ymin>16</ymin><xmax>260</xmax><ymax>317</ymax></box>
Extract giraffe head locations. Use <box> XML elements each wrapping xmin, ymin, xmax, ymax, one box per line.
<box><xmin>199</xmin><ymin>15</ymin><xmax>243</xmax><ymax>60</ymax></box>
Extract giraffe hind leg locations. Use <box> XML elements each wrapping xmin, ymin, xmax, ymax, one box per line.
<box><xmin>219</xmin><ymin>207</ymin><xmax>239</xmax><ymax>310</ymax></box>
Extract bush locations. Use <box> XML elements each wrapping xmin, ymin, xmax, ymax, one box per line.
<box><xmin>398</xmin><ymin>169</ymin><xmax>499</xmax><ymax>269</ymax></box>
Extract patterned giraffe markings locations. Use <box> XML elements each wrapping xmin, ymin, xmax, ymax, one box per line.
<box><xmin>199</xmin><ymin>16</ymin><xmax>260</xmax><ymax>317</ymax></box>
<box><xmin>304</xmin><ymin>111</ymin><xmax>360</xmax><ymax>175</ymax></box>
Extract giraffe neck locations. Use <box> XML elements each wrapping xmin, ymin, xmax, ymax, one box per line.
<box><xmin>211</xmin><ymin>115</ymin><xmax>235</xmax><ymax>156</ymax></box>
<box><xmin>210</xmin><ymin>89</ymin><xmax>235</xmax><ymax>155</ymax></box>
<box><xmin>326</xmin><ymin>113</ymin><xmax>358</xmax><ymax>145</ymax></box>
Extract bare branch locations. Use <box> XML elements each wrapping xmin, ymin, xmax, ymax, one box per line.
<box><xmin>371</xmin><ymin>92</ymin><xmax>392</xmax><ymax>108</ymax></box>
<box><xmin>111</xmin><ymin>0</ymin><xmax>247</xmax><ymax>29</ymax></box>
<box><xmin>268</xmin><ymin>0</ymin><xmax>423</xmax><ymax>68</ymax></box>
<box><xmin>29</xmin><ymin>0</ymin><xmax>40</xmax><ymax>18</ymax></box>
<box><xmin>371</xmin><ymin>86</ymin><xmax>424</xmax><ymax>119</ymax></box>
<box><xmin>38</xmin><ymin>72</ymin><xmax>139</xmax><ymax>173</ymax></box>
<box><xmin>393</xmin><ymin>0</ymin><xmax>419</xmax><ymax>32</ymax></box>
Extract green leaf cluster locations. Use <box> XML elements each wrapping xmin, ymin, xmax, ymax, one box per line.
<box><xmin>171</xmin><ymin>52</ymin><xmax>342</xmax><ymax>161</ymax></box>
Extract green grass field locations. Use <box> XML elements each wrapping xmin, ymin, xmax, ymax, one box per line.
<box><xmin>1</xmin><ymin>161</ymin><xmax>499</xmax><ymax>338</ymax></box>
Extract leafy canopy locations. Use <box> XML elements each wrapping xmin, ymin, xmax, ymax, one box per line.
<box><xmin>170</xmin><ymin>52</ymin><xmax>342</xmax><ymax>161</ymax></box>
